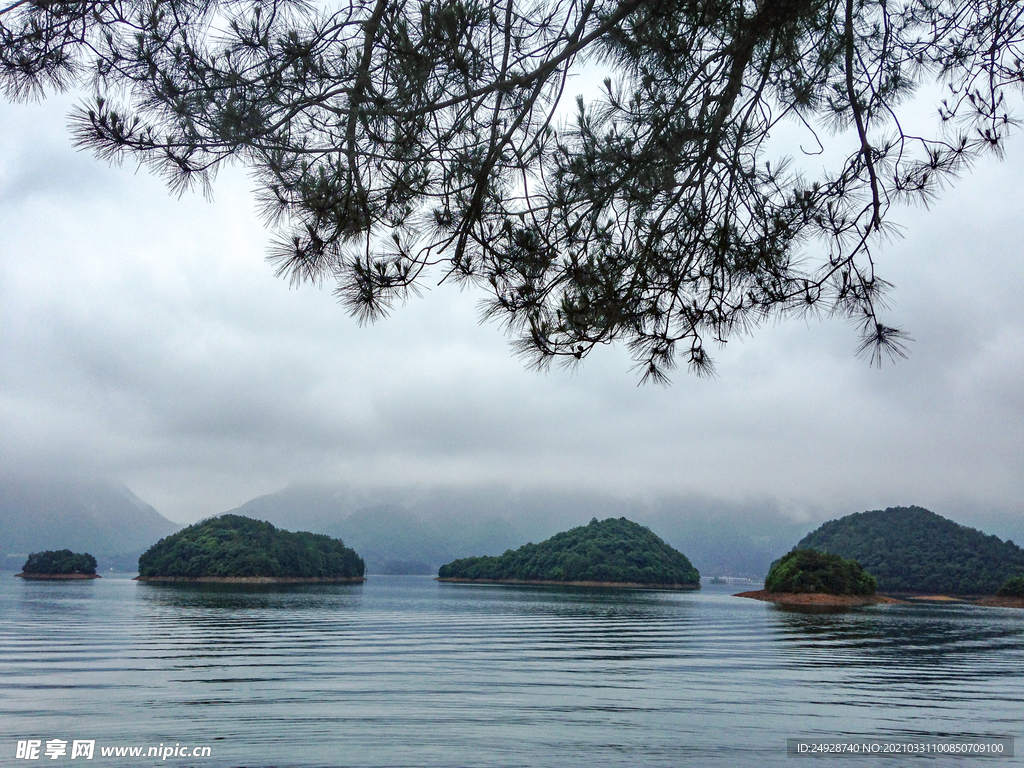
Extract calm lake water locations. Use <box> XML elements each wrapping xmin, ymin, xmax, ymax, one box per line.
<box><xmin>1</xmin><ymin>574</ymin><xmax>1021</xmax><ymax>767</ymax></box>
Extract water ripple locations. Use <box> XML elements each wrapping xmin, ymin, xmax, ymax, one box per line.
<box><xmin>1</xmin><ymin>577</ymin><xmax>1021</xmax><ymax>767</ymax></box>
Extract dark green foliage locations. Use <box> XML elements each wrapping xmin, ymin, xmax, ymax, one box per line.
<box><xmin>3</xmin><ymin>1</ymin><xmax>1022</xmax><ymax>379</ymax></box>
<box><xmin>764</xmin><ymin>549</ymin><xmax>875</xmax><ymax>595</ymax></box>
<box><xmin>996</xmin><ymin>575</ymin><xmax>1024</xmax><ymax>598</ymax></box>
<box><xmin>23</xmin><ymin>550</ymin><xmax>97</xmax><ymax>575</ymax></box>
<box><xmin>137</xmin><ymin>515</ymin><xmax>364</xmax><ymax>578</ymax></box>
<box><xmin>438</xmin><ymin>517</ymin><xmax>699</xmax><ymax>586</ymax></box>
<box><xmin>796</xmin><ymin>506</ymin><xmax>1024</xmax><ymax>595</ymax></box>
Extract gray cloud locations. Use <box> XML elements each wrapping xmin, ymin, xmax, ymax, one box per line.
<box><xmin>1</xmin><ymin>97</ymin><xmax>1022</xmax><ymax>526</ymax></box>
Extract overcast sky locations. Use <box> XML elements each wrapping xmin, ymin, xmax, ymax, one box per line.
<box><xmin>2</xmin><ymin>87</ymin><xmax>1022</xmax><ymax>527</ymax></box>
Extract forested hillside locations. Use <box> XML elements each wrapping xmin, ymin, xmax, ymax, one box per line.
<box><xmin>796</xmin><ymin>507</ymin><xmax>1024</xmax><ymax>595</ymax></box>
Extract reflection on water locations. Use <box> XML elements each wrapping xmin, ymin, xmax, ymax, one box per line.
<box><xmin>140</xmin><ymin>581</ymin><xmax>366</xmax><ymax>611</ymax></box>
<box><xmin>771</xmin><ymin>600</ymin><xmax>1024</xmax><ymax>662</ymax></box>
<box><xmin>1</xmin><ymin>576</ymin><xmax>1021</xmax><ymax>767</ymax></box>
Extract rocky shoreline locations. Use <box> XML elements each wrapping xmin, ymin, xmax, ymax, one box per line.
<box><xmin>735</xmin><ymin>590</ymin><xmax>902</xmax><ymax>606</ymax></box>
<box><xmin>15</xmin><ymin>572</ymin><xmax>101</xmax><ymax>580</ymax></box>
<box><xmin>134</xmin><ymin>575</ymin><xmax>367</xmax><ymax>584</ymax></box>
<box><xmin>437</xmin><ymin>577</ymin><xmax>699</xmax><ymax>589</ymax></box>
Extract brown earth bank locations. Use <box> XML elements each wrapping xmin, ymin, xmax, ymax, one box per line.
<box><xmin>15</xmin><ymin>572</ymin><xmax>101</xmax><ymax>580</ymax></box>
<box><xmin>735</xmin><ymin>590</ymin><xmax>903</xmax><ymax>605</ymax></box>
<box><xmin>973</xmin><ymin>596</ymin><xmax>1024</xmax><ymax>609</ymax></box>
<box><xmin>437</xmin><ymin>577</ymin><xmax>699</xmax><ymax>589</ymax></box>
<box><xmin>870</xmin><ymin>594</ymin><xmax>1023</xmax><ymax>606</ymax></box>
<box><xmin>880</xmin><ymin>593</ymin><xmax>992</xmax><ymax>601</ymax></box>
<box><xmin>134</xmin><ymin>576</ymin><xmax>366</xmax><ymax>584</ymax></box>
<box><xmin>899</xmin><ymin>594</ymin><xmax>963</xmax><ymax>601</ymax></box>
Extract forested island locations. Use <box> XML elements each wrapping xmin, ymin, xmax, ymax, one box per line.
<box><xmin>793</xmin><ymin>506</ymin><xmax>1024</xmax><ymax>596</ymax></box>
<box><xmin>16</xmin><ymin>550</ymin><xmax>100</xmax><ymax>579</ymax></box>
<box><xmin>437</xmin><ymin>517</ymin><xmax>700</xmax><ymax>588</ymax></box>
<box><xmin>736</xmin><ymin>549</ymin><xmax>897</xmax><ymax>606</ymax></box>
<box><xmin>135</xmin><ymin>514</ymin><xmax>365</xmax><ymax>582</ymax></box>
<box><xmin>765</xmin><ymin>549</ymin><xmax>876</xmax><ymax>595</ymax></box>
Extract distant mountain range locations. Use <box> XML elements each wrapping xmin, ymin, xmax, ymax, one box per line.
<box><xmin>224</xmin><ymin>484</ymin><xmax>815</xmax><ymax>578</ymax></box>
<box><xmin>227</xmin><ymin>488</ymin><xmax>525</xmax><ymax>575</ymax></box>
<box><xmin>4</xmin><ymin>474</ymin><xmax>1019</xmax><ymax>580</ymax></box>
<box><xmin>0</xmin><ymin>475</ymin><xmax>181</xmax><ymax>571</ymax></box>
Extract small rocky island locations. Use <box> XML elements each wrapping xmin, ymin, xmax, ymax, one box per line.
<box><xmin>437</xmin><ymin>517</ymin><xmax>700</xmax><ymax>589</ymax></box>
<box><xmin>135</xmin><ymin>514</ymin><xmax>365</xmax><ymax>583</ymax></box>
<box><xmin>737</xmin><ymin>549</ymin><xmax>898</xmax><ymax>606</ymax></box>
<box><xmin>16</xmin><ymin>550</ymin><xmax>101</xmax><ymax>580</ymax></box>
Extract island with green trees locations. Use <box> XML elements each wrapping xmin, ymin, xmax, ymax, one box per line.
<box><xmin>437</xmin><ymin>517</ymin><xmax>700</xmax><ymax>589</ymax></box>
<box><xmin>792</xmin><ymin>506</ymin><xmax>1024</xmax><ymax>596</ymax></box>
<box><xmin>135</xmin><ymin>514</ymin><xmax>365</xmax><ymax>583</ymax></box>
<box><xmin>16</xmin><ymin>550</ymin><xmax>100</xmax><ymax>580</ymax></box>
<box><xmin>765</xmin><ymin>549</ymin><xmax>877</xmax><ymax>595</ymax></box>
<box><xmin>736</xmin><ymin>549</ymin><xmax>896</xmax><ymax>606</ymax></box>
